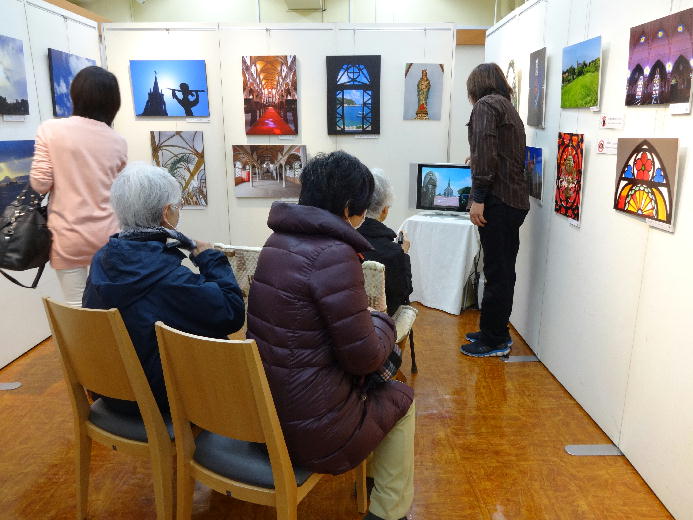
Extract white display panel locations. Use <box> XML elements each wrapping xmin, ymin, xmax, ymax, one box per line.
<box><xmin>0</xmin><ymin>0</ymin><xmax>98</xmax><ymax>368</ymax></box>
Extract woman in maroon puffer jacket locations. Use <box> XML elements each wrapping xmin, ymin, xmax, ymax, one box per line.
<box><xmin>247</xmin><ymin>151</ymin><xmax>415</xmax><ymax>520</ymax></box>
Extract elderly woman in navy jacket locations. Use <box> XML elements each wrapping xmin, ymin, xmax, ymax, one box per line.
<box><xmin>83</xmin><ymin>162</ymin><xmax>245</xmax><ymax>414</ymax></box>
<box><xmin>247</xmin><ymin>152</ymin><xmax>415</xmax><ymax>520</ymax></box>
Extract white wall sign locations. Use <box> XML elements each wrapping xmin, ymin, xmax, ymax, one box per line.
<box><xmin>596</xmin><ymin>138</ymin><xmax>617</xmax><ymax>154</ymax></box>
<box><xmin>599</xmin><ymin>114</ymin><xmax>624</xmax><ymax>129</ymax></box>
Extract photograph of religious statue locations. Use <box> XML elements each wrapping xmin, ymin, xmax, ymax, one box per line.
<box><xmin>48</xmin><ymin>49</ymin><xmax>96</xmax><ymax>118</ymax></box>
<box><xmin>0</xmin><ymin>140</ymin><xmax>33</xmax><ymax>214</ymax></box>
<box><xmin>326</xmin><ymin>55</ymin><xmax>381</xmax><ymax>134</ymax></box>
<box><xmin>527</xmin><ymin>47</ymin><xmax>546</xmax><ymax>127</ymax></box>
<box><xmin>525</xmin><ymin>146</ymin><xmax>543</xmax><ymax>201</ymax></box>
<box><xmin>130</xmin><ymin>60</ymin><xmax>209</xmax><ymax>117</ymax></box>
<box><xmin>242</xmin><ymin>56</ymin><xmax>298</xmax><ymax>135</ymax></box>
<box><xmin>555</xmin><ymin>132</ymin><xmax>584</xmax><ymax>221</ymax></box>
<box><xmin>561</xmin><ymin>36</ymin><xmax>601</xmax><ymax>109</ymax></box>
<box><xmin>150</xmin><ymin>131</ymin><xmax>207</xmax><ymax>207</ymax></box>
<box><xmin>403</xmin><ymin>63</ymin><xmax>444</xmax><ymax>120</ymax></box>
<box><xmin>625</xmin><ymin>8</ymin><xmax>693</xmax><ymax>106</ymax></box>
<box><xmin>232</xmin><ymin>145</ymin><xmax>306</xmax><ymax>198</ymax></box>
<box><xmin>614</xmin><ymin>138</ymin><xmax>678</xmax><ymax>226</ymax></box>
<box><xmin>0</xmin><ymin>34</ymin><xmax>29</xmax><ymax>116</ymax></box>
<box><xmin>506</xmin><ymin>59</ymin><xmax>520</xmax><ymax>111</ymax></box>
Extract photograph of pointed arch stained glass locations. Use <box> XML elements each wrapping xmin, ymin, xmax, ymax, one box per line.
<box><xmin>555</xmin><ymin>132</ymin><xmax>584</xmax><ymax>221</ymax></box>
<box><xmin>326</xmin><ymin>55</ymin><xmax>381</xmax><ymax>134</ymax></box>
<box><xmin>614</xmin><ymin>138</ymin><xmax>678</xmax><ymax>225</ymax></box>
<box><xmin>626</xmin><ymin>8</ymin><xmax>693</xmax><ymax>106</ymax></box>
<box><xmin>129</xmin><ymin>60</ymin><xmax>209</xmax><ymax>117</ymax></box>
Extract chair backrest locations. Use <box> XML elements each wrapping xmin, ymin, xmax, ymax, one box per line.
<box><xmin>362</xmin><ymin>260</ymin><xmax>387</xmax><ymax>312</ymax></box>
<box><xmin>42</xmin><ymin>298</ymin><xmax>164</xmax><ymax>433</ymax></box>
<box><xmin>155</xmin><ymin>322</ymin><xmax>280</xmax><ymax>445</ymax></box>
<box><xmin>227</xmin><ymin>246</ymin><xmax>262</xmax><ymax>297</ymax></box>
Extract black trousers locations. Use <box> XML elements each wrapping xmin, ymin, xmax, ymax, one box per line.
<box><xmin>478</xmin><ymin>196</ymin><xmax>528</xmax><ymax>346</ymax></box>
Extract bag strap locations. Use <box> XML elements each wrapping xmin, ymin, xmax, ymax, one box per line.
<box><xmin>0</xmin><ymin>264</ymin><xmax>46</xmax><ymax>289</ymax></box>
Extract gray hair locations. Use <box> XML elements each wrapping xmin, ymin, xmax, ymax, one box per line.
<box><xmin>111</xmin><ymin>161</ymin><xmax>181</xmax><ymax>230</ymax></box>
<box><xmin>366</xmin><ymin>168</ymin><xmax>394</xmax><ymax>218</ymax></box>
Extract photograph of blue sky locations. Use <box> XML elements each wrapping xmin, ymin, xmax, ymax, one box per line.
<box><xmin>562</xmin><ymin>36</ymin><xmax>601</xmax><ymax>71</ymax></box>
<box><xmin>48</xmin><ymin>49</ymin><xmax>95</xmax><ymax>117</ymax></box>
<box><xmin>130</xmin><ymin>60</ymin><xmax>209</xmax><ymax>117</ymax></box>
<box><xmin>0</xmin><ymin>140</ymin><xmax>33</xmax><ymax>181</ymax></box>
<box><xmin>343</xmin><ymin>89</ymin><xmax>364</xmax><ymax>104</ymax></box>
<box><xmin>423</xmin><ymin>167</ymin><xmax>471</xmax><ymax>194</ymax></box>
<box><xmin>0</xmin><ymin>34</ymin><xmax>29</xmax><ymax>114</ymax></box>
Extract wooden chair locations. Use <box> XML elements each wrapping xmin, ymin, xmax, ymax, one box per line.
<box><xmin>362</xmin><ymin>261</ymin><xmax>419</xmax><ymax>373</ymax></box>
<box><xmin>42</xmin><ymin>298</ymin><xmax>175</xmax><ymax>520</ymax></box>
<box><xmin>154</xmin><ymin>322</ymin><xmax>368</xmax><ymax>520</ymax></box>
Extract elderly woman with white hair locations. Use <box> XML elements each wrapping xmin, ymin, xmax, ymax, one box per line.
<box><xmin>357</xmin><ymin>169</ymin><xmax>413</xmax><ymax>315</ymax></box>
<box><xmin>82</xmin><ymin>162</ymin><xmax>245</xmax><ymax>414</ymax></box>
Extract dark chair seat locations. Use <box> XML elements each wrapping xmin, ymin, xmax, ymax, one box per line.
<box><xmin>88</xmin><ymin>398</ymin><xmax>174</xmax><ymax>443</ymax></box>
<box><xmin>193</xmin><ymin>430</ymin><xmax>313</xmax><ymax>489</ymax></box>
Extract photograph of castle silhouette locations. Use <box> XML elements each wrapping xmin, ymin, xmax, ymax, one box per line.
<box><xmin>0</xmin><ymin>140</ymin><xmax>33</xmax><ymax>214</ymax></box>
<box><xmin>48</xmin><ymin>49</ymin><xmax>96</xmax><ymax>118</ymax></box>
<box><xmin>242</xmin><ymin>56</ymin><xmax>298</xmax><ymax>135</ymax></box>
<box><xmin>417</xmin><ymin>165</ymin><xmax>472</xmax><ymax>211</ymax></box>
<box><xmin>130</xmin><ymin>60</ymin><xmax>209</xmax><ymax>117</ymax></box>
<box><xmin>0</xmin><ymin>34</ymin><xmax>29</xmax><ymax>116</ymax></box>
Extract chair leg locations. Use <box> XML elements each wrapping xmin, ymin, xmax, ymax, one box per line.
<box><xmin>355</xmin><ymin>459</ymin><xmax>368</xmax><ymax>514</ymax></box>
<box><xmin>76</xmin><ymin>430</ymin><xmax>92</xmax><ymax>520</ymax></box>
<box><xmin>151</xmin><ymin>449</ymin><xmax>175</xmax><ymax>520</ymax></box>
<box><xmin>409</xmin><ymin>329</ymin><xmax>418</xmax><ymax>373</ymax></box>
<box><xmin>176</xmin><ymin>462</ymin><xmax>195</xmax><ymax>520</ymax></box>
<box><xmin>275</xmin><ymin>503</ymin><xmax>298</xmax><ymax>520</ymax></box>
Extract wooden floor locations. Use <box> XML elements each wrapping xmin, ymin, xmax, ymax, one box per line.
<box><xmin>0</xmin><ymin>305</ymin><xmax>673</xmax><ymax>519</ymax></box>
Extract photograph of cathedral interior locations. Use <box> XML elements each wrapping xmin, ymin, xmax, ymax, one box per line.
<box><xmin>242</xmin><ymin>55</ymin><xmax>298</xmax><ymax>135</ymax></box>
<box><xmin>129</xmin><ymin>59</ymin><xmax>209</xmax><ymax>117</ymax></box>
<box><xmin>232</xmin><ymin>144</ymin><xmax>305</xmax><ymax>197</ymax></box>
<box><xmin>2</xmin><ymin>1</ymin><xmax>692</xmax><ymax>520</ymax></box>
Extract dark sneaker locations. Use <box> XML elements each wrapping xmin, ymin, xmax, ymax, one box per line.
<box><xmin>460</xmin><ymin>340</ymin><xmax>511</xmax><ymax>357</ymax></box>
<box><xmin>465</xmin><ymin>330</ymin><xmax>513</xmax><ymax>346</ymax></box>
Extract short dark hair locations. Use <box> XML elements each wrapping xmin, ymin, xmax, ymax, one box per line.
<box><xmin>299</xmin><ymin>151</ymin><xmax>374</xmax><ymax>217</ymax></box>
<box><xmin>70</xmin><ymin>66</ymin><xmax>121</xmax><ymax>126</ymax></box>
<box><xmin>466</xmin><ymin>62</ymin><xmax>512</xmax><ymax>104</ymax></box>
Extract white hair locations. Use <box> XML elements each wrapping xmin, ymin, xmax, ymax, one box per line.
<box><xmin>367</xmin><ymin>168</ymin><xmax>394</xmax><ymax>218</ymax></box>
<box><xmin>111</xmin><ymin>161</ymin><xmax>181</xmax><ymax>230</ymax></box>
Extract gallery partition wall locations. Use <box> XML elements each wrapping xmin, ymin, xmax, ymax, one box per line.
<box><xmin>483</xmin><ymin>0</ymin><xmax>693</xmax><ymax>518</ymax></box>
<box><xmin>0</xmin><ymin>0</ymin><xmax>99</xmax><ymax>367</ymax></box>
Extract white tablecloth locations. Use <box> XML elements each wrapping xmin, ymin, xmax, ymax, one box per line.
<box><xmin>400</xmin><ymin>213</ymin><xmax>480</xmax><ymax>315</ymax></box>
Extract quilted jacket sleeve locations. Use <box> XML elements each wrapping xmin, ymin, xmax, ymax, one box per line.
<box><xmin>308</xmin><ymin>243</ymin><xmax>396</xmax><ymax>376</ymax></box>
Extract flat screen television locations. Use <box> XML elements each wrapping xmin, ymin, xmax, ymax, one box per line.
<box><xmin>416</xmin><ymin>163</ymin><xmax>472</xmax><ymax>212</ymax></box>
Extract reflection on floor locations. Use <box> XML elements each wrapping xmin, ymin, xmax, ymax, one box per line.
<box><xmin>247</xmin><ymin>107</ymin><xmax>295</xmax><ymax>135</ymax></box>
<box><xmin>234</xmin><ymin>178</ymin><xmax>301</xmax><ymax>198</ymax></box>
<box><xmin>0</xmin><ymin>305</ymin><xmax>673</xmax><ymax>519</ymax></box>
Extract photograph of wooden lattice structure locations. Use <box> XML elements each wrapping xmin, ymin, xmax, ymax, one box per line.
<box><xmin>150</xmin><ymin>131</ymin><xmax>207</xmax><ymax>207</ymax></box>
<box><xmin>232</xmin><ymin>144</ymin><xmax>306</xmax><ymax>198</ymax></box>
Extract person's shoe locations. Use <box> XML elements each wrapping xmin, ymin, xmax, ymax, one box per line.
<box><xmin>460</xmin><ymin>339</ymin><xmax>511</xmax><ymax>357</ymax></box>
<box><xmin>363</xmin><ymin>512</ymin><xmax>407</xmax><ymax>520</ymax></box>
<box><xmin>465</xmin><ymin>330</ymin><xmax>512</xmax><ymax>346</ymax></box>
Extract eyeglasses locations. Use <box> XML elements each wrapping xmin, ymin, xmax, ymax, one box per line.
<box><xmin>171</xmin><ymin>202</ymin><xmax>183</xmax><ymax>211</ymax></box>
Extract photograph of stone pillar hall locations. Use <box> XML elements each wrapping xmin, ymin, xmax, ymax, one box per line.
<box><xmin>626</xmin><ymin>7</ymin><xmax>693</xmax><ymax>106</ymax></box>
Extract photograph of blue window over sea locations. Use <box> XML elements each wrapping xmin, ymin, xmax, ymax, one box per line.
<box><xmin>416</xmin><ymin>164</ymin><xmax>472</xmax><ymax>212</ymax></box>
<box><xmin>326</xmin><ymin>55</ymin><xmax>380</xmax><ymax>134</ymax></box>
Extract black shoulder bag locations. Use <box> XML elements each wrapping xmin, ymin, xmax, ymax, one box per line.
<box><xmin>0</xmin><ymin>187</ymin><xmax>52</xmax><ymax>289</ymax></box>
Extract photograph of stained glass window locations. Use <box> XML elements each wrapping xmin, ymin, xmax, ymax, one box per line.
<box><xmin>614</xmin><ymin>138</ymin><xmax>678</xmax><ymax>225</ymax></box>
<box><xmin>326</xmin><ymin>55</ymin><xmax>380</xmax><ymax>135</ymax></box>
<box><xmin>561</xmin><ymin>36</ymin><xmax>601</xmax><ymax>109</ymax></box>
<box><xmin>527</xmin><ymin>47</ymin><xmax>546</xmax><ymax>127</ymax></box>
<box><xmin>242</xmin><ymin>56</ymin><xmax>298</xmax><ymax>135</ymax></box>
<box><xmin>625</xmin><ymin>8</ymin><xmax>693</xmax><ymax>106</ymax></box>
<box><xmin>525</xmin><ymin>146</ymin><xmax>543</xmax><ymax>201</ymax></box>
<box><xmin>555</xmin><ymin>133</ymin><xmax>584</xmax><ymax>221</ymax></box>
<box><xmin>150</xmin><ymin>131</ymin><xmax>207</xmax><ymax>207</ymax></box>
<box><xmin>0</xmin><ymin>34</ymin><xmax>29</xmax><ymax>116</ymax></box>
<box><xmin>403</xmin><ymin>63</ymin><xmax>444</xmax><ymax>120</ymax></box>
<box><xmin>232</xmin><ymin>144</ymin><xmax>306</xmax><ymax>198</ymax></box>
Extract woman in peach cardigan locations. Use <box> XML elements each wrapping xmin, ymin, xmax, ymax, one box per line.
<box><xmin>30</xmin><ymin>66</ymin><xmax>127</xmax><ymax>306</ymax></box>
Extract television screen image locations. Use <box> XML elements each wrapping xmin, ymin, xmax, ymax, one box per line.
<box><xmin>416</xmin><ymin>164</ymin><xmax>472</xmax><ymax>211</ymax></box>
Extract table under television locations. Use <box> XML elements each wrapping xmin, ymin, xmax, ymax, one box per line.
<box><xmin>399</xmin><ymin>212</ymin><xmax>480</xmax><ymax>315</ymax></box>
